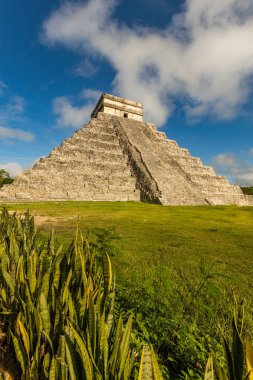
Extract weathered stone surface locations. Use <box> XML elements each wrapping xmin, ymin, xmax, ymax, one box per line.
<box><xmin>91</xmin><ymin>93</ymin><xmax>143</xmax><ymax>121</ymax></box>
<box><xmin>0</xmin><ymin>94</ymin><xmax>252</xmax><ymax>205</ymax></box>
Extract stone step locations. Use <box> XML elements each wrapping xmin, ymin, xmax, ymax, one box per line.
<box><xmin>52</xmin><ymin>143</ymin><xmax>124</xmax><ymax>157</ymax></box>
<box><xmin>160</xmin><ymin>193</ymin><xmax>205</xmax><ymax>205</ymax></box>
<box><xmin>31</xmin><ymin>161</ymin><xmax>134</xmax><ymax>177</ymax></box>
<box><xmin>190</xmin><ymin>174</ymin><xmax>229</xmax><ymax>184</ymax></box>
<box><xmin>83</xmin><ymin>192</ymin><xmax>140</xmax><ymax>201</ymax></box>
<box><xmin>43</xmin><ymin>149</ymin><xmax>128</xmax><ymax>165</ymax></box>
<box><xmin>82</xmin><ymin>183</ymin><xmax>137</xmax><ymax>192</ymax></box>
<box><xmin>89</xmin><ymin>121</ymin><xmax>115</xmax><ymax>134</ymax></box>
<box><xmin>199</xmin><ymin>185</ymin><xmax>233</xmax><ymax>194</ymax></box>
<box><xmin>72</xmin><ymin>172</ymin><xmax>136</xmax><ymax>183</ymax></box>
<box><xmin>69</xmin><ymin>185</ymin><xmax>139</xmax><ymax>195</ymax></box>
<box><xmin>69</xmin><ymin>128</ymin><xmax>119</xmax><ymax>143</ymax></box>
<box><xmin>61</xmin><ymin>138</ymin><xmax>121</xmax><ymax>151</ymax></box>
<box><xmin>70</xmin><ymin>127</ymin><xmax>116</xmax><ymax>142</ymax></box>
<box><xmin>1</xmin><ymin>189</ymin><xmax>141</xmax><ymax>202</ymax></box>
<box><xmin>155</xmin><ymin>131</ymin><xmax>167</xmax><ymax>140</ymax></box>
<box><xmin>164</xmin><ymin>148</ymin><xmax>190</xmax><ymax>158</ymax></box>
<box><xmin>88</xmin><ymin>131</ymin><xmax>119</xmax><ymax>142</ymax></box>
<box><xmin>180</xmin><ymin>165</ymin><xmax>216</xmax><ymax>175</ymax></box>
<box><xmin>199</xmin><ymin>183</ymin><xmax>239</xmax><ymax>193</ymax></box>
<box><xmin>171</xmin><ymin>156</ymin><xmax>202</xmax><ymax>165</ymax></box>
<box><xmin>73</xmin><ymin>152</ymin><xmax>128</xmax><ymax>163</ymax></box>
<box><xmin>233</xmin><ymin>185</ymin><xmax>245</xmax><ymax>194</ymax></box>
<box><xmin>86</xmin><ymin>137</ymin><xmax>121</xmax><ymax>147</ymax></box>
<box><xmin>24</xmin><ymin>167</ymin><xmax>135</xmax><ymax>181</ymax></box>
<box><xmin>53</xmin><ymin>144</ymin><xmax>123</xmax><ymax>157</ymax></box>
<box><xmin>13</xmin><ymin>179</ymin><xmax>138</xmax><ymax>197</ymax></box>
<box><xmin>202</xmin><ymin>186</ymin><xmax>243</xmax><ymax>195</ymax></box>
<box><xmin>165</xmin><ymin>139</ymin><xmax>179</xmax><ymax>148</ymax></box>
<box><xmin>205</xmin><ymin>194</ymin><xmax>250</xmax><ymax>206</ymax></box>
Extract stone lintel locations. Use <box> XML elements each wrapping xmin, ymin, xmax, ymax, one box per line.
<box><xmin>91</xmin><ymin>93</ymin><xmax>143</xmax><ymax>121</ymax></box>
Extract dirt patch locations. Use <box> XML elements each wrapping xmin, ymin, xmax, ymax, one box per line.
<box><xmin>1</xmin><ymin>211</ymin><xmax>77</xmax><ymax>228</ymax></box>
<box><xmin>34</xmin><ymin>216</ymin><xmax>57</xmax><ymax>227</ymax></box>
<box><xmin>34</xmin><ymin>215</ymin><xmax>78</xmax><ymax>228</ymax></box>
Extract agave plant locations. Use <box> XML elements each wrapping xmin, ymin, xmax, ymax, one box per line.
<box><xmin>138</xmin><ymin>344</ymin><xmax>163</xmax><ymax>380</ymax></box>
<box><xmin>0</xmin><ymin>208</ymin><xmax>163</xmax><ymax>380</ymax></box>
<box><xmin>204</xmin><ymin>296</ymin><xmax>253</xmax><ymax>380</ymax></box>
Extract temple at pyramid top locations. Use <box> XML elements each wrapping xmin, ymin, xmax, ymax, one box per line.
<box><xmin>91</xmin><ymin>93</ymin><xmax>143</xmax><ymax>121</ymax></box>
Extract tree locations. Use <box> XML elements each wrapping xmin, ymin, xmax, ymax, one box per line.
<box><xmin>0</xmin><ymin>169</ymin><xmax>13</xmax><ymax>187</ymax></box>
<box><xmin>0</xmin><ymin>169</ymin><xmax>9</xmax><ymax>180</ymax></box>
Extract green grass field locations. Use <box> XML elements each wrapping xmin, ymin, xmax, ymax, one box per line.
<box><xmin>5</xmin><ymin>201</ymin><xmax>253</xmax><ymax>291</ymax></box>
<box><xmin>2</xmin><ymin>201</ymin><xmax>253</xmax><ymax>375</ymax></box>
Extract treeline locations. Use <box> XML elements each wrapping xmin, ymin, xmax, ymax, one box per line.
<box><xmin>241</xmin><ymin>186</ymin><xmax>253</xmax><ymax>195</ymax></box>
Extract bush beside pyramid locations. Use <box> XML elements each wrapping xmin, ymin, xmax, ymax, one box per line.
<box><xmin>0</xmin><ymin>93</ymin><xmax>252</xmax><ymax>205</ymax></box>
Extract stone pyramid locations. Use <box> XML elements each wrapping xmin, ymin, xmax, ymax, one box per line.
<box><xmin>0</xmin><ymin>93</ymin><xmax>252</xmax><ymax>205</ymax></box>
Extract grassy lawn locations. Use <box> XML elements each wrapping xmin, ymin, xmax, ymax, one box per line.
<box><xmin>3</xmin><ymin>201</ymin><xmax>253</xmax><ymax>292</ymax></box>
<box><xmin>2</xmin><ymin>201</ymin><xmax>253</xmax><ymax>374</ymax></box>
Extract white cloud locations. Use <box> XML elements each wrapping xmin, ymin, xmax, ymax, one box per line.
<box><xmin>0</xmin><ymin>126</ymin><xmax>34</xmax><ymax>142</ymax></box>
<box><xmin>212</xmin><ymin>153</ymin><xmax>238</xmax><ymax>167</ymax></box>
<box><xmin>0</xmin><ymin>95</ymin><xmax>25</xmax><ymax>122</ymax></box>
<box><xmin>52</xmin><ymin>89</ymin><xmax>100</xmax><ymax>128</ymax></box>
<box><xmin>80</xmin><ymin>88</ymin><xmax>101</xmax><ymax>101</ymax></box>
<box><xmin>0</xmin><ymin>80</ymin><xmax>7</xmax><ymax>96</ymax></box>
<box><xmin>0</xmin><ymin>83</ymin><xmax>35</xmax><ymax>144</ymax></box>
<box><xmin>212</xmin><ymin>152</ymin><xmax>253</xmax><ymax>186</ymax></box>
<box><xmin>42</xmin><ymin>0</ymin><xmax>253</xmax><ymax>125</ymax></box>
<box><xmin>0</xmin><ymin>162</ymin><xmax>23</xmax><ymax>178</ymax></box>
<box><xmin>73</xmin><ymin>58</ymin><xmax>99</xmax><ymax>77</ymax></box>
<box><xmin>5</xmin><ymin>95</ymin><xmax>25</xmax><ymax>114</ymax></box>
<box><xmin>52</xmin><ymin>97</ymin><xmax>92</xmax><ymax>128</ymax></box>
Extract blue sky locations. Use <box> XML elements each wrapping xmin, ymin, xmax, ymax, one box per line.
<box><xmin>1</xmin><ymin>0</ymin><xmax>253</xmax><ymax>185</ymax></box>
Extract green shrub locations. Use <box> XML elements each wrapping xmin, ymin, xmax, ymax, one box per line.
<box><xmin>241</xmin><ymin>186</ymin><xmax>253</xmax><ymax>195</ymax></box>
<box><xmin>0</xmin><ymin>169</ymin><xmax>13</xmax><ymax>188</ymax></box>
<box><xmin>0</xmin><ymin>178</ymin><xmax>14</xmax><ymax>186</ymax></box>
